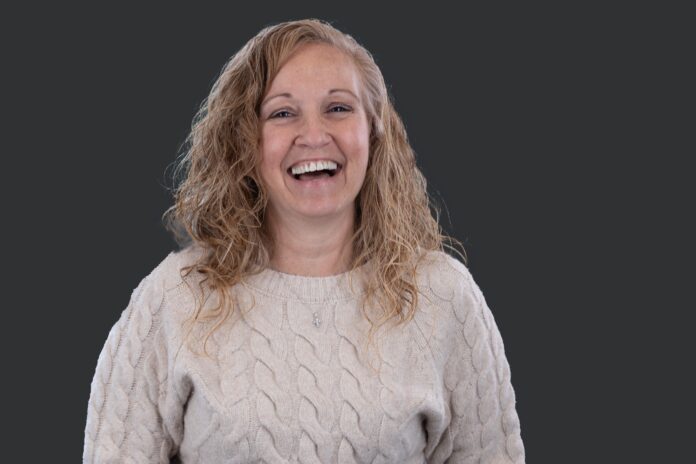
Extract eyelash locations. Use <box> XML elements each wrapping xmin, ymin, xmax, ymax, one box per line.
<box><xmin>269</xmin><ymin>105</ymin><xmax>352</xmax><ymax>119</ymax></box>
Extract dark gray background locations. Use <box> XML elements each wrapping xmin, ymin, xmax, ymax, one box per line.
<box><xmin>3</xmin><ymin>2</ymin><xmax>691</xmax><ymax>462</ymax></box>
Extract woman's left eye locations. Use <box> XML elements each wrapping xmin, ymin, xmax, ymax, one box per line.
<box><xmin>329</xmin><ymin>105</ymin><xmax>351</xmax><ymax>113</ymax></box>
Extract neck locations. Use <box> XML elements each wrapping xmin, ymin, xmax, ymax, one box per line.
<box><xmin>266</xmin><ymin>206</ymin><xmax>355</xmax><ymax>277</ymax></box>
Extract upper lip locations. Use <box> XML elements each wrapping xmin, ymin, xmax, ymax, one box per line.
<box><xmin>287</xmin><ymin>157</ymin><xmax>343</xmax><ymax>172</ymax></box>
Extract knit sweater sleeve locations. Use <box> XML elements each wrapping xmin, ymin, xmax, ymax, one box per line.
<box><xmin>83</xmin><ymin>267</ymin><xmax>184</xmax><ymax>464</ymax></box>
<box><xmin>439</xmin><ymin>263</ymin><xmax>526</xmax><ymax>464</ymax></box>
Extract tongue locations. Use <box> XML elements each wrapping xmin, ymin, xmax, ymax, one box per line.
<box><xmin>299</xmin><ymin>171</ymin><xmax>330</xmax><ymax>180</ymax></box>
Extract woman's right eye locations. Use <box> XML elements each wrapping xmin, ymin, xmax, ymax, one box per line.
<box><xmin>270</xmin><ymin>110</ymin><xmax>292</xmax><ymax>119</ymax></box>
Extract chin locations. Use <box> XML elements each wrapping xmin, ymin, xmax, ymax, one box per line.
<box><xmin>296</xmin><ymin>201</ymin><xmax>346</xmax><ymax>217</ymax></box>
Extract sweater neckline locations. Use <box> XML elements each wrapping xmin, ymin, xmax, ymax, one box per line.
<box><xmin>242</xmin><ymin>260</ymin><xmax>371</xmax><ymax>302</ymax></box>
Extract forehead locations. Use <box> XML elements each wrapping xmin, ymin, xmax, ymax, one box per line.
<box><xmin>265</xmin><ymin>43</ymin><xmax>362</xmax><ymax>97</ymax></box>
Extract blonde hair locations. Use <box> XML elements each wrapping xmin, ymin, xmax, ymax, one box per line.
<box><xmin>162</xmin><ymin>18</ymin><xmax>467</xmax><ymax>364</ymax></box>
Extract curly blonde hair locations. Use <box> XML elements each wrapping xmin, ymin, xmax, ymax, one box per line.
<box><xmin>162</xmin><ymin>18</ymin><xmax>467</xmax><ymax>364</ymax></box>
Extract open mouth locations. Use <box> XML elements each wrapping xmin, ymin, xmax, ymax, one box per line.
<box><xmin>287</xmin><ymin>163</ymin><xmax>343</xmax><ymax>180</ymax></box>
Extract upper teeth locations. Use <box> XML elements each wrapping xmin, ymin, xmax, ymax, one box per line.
<box><xmin>290</xmin><ymin>160</ymin><xmax>338</xmax><ymax>175</ymax></box>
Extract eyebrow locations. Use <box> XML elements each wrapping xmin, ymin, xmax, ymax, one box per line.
<box><xmin>261</xmin><ymin>88</ymin><xmax>359</xmax><ymax>109</ymax></box>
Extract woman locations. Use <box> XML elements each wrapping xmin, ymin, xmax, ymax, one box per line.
<box><xmin>83</xmin><ymin>18</ymin><xmax>526</xmax><ymax>464</ymax></box>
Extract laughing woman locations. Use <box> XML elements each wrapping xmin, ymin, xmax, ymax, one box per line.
<box><xmin>83</xmin><ymin>18</ymin><xmax>526</xmax><ymax>464</ymax></box>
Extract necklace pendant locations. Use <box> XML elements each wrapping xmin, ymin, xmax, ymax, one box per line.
<box><xmin>312</xmin><ymin>312</ymin><xmax>321</xmax><ymax>328</ymax></box>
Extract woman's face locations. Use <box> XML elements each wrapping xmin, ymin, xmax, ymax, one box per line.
<box><xmin>258</xmin><ymin>43</ymin><xmax>370</xmax><ymax>226</ymax></box>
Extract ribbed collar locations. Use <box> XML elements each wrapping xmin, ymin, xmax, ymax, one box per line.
<box><xmin>242</xmin><ymin>260</ymin><xmax>372</xmax><ymax>302</ymax></box>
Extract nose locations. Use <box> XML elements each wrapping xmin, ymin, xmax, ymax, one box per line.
<box><xmin>295</xmin><ymin>111</ymin><xmax>331</xmax><ymax>149</ymax></box>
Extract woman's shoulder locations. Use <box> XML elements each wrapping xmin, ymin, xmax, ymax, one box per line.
<box><xmin>416</xmin><ymin>249</ymin><xmax>476</xmax><ymax>301</ymax></box>
<box><xmin>416</xmin><ymin>249</ymin><xmax>497</xmax><ymax>338</ymax></box>
<box><xmin>407</xmin><ymin>250</ymin><xmax>482</xmax><ymax>363</ymax></box>
<box><xmin>120</xmin><ymin>244</ymin><xmax>209</xmax><ymax>320</ymax></box>
<box><xmin>143</xmin><ymin>243</ymin><xmax>209</xmax><ymax>292</ymax></box>
<box><xmin>419</xmin><ymin>249</ymin><xmax>471</xmax><ymax>277</ymax></box>
<box><xmin>120</xmin><ymin>243</ymin><xmax>209</xmax><ymax>330</ymax></box>
<box><xmin>416</xmin><ymin>249</ymin><xmax>497</xmax><ymax>340</ymax></box>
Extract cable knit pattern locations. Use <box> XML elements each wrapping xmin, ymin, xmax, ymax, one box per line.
<box><xmin>83</xmin><ymin>244</ymin><xmax>525</xmax><ymax>463</ymax></box>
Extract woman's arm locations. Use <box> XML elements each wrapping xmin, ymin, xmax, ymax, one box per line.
<box><xmin>83</xmin><ymin>272</ymin><xmax>183</xmax><ymax>463</ymax></box>
<box><xmin>436</xmin><ymin>265</ymin><xmax>526</xmax><ymax>464</ymax></box>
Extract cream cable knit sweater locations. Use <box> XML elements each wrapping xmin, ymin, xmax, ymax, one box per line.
<box><xmin>83</xmin><ymin>245</ymin><xmax>525</xmax><ymax>463</ymax></box>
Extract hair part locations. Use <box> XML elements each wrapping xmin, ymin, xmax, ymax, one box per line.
<box><xmin>162</xmin><ymin>18</ymin><xmax>467</xmax><ymax>370</ymax></box>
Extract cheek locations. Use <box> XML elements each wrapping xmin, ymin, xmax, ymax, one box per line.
<box><xmin>352</xmin><ymin>115</ymin><xmax>371</xmax><ymax>156</ymax></box>
<box><xmin>348</xmin><ymin>128</ymin><xmax>370</xmax><ymax>170</ymax></box>
<box><xmin>260</xmin><ymin>129</ymin><xmax>288</xmax><ymax>168</ymax></box>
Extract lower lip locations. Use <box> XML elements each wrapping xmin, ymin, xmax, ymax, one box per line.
<box><xmin>288</xmin><ymin>165</ymin><xmax>343</xmax><ymax>189</ymax></box>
